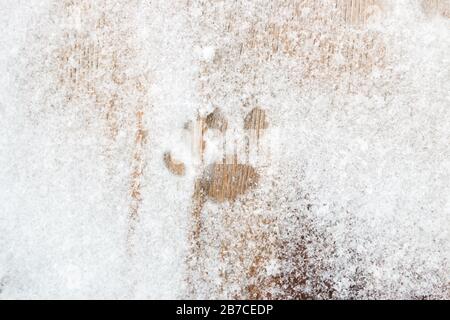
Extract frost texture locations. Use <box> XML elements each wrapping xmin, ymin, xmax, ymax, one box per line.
<box><xmin>0</xmin><ymin>0</ymin><xmax>449</xmax><ymax>299</ymax></box>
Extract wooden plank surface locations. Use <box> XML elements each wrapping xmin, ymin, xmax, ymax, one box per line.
<box><xmin>0</xmin><ymin>0</ymin><xmax>448</xmax><ymax>299</ymax></box>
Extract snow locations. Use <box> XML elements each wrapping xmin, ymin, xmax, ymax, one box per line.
<box><xmin>0</xmin><ymin>0</ymin><xmax>449</xmax><ymax>299</ymax></box>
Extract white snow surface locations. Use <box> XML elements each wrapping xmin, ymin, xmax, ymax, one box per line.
<box><xmin>0</xmin><ymin>0</ymin><xmax>449</xmax><ymax>299</ymax></box>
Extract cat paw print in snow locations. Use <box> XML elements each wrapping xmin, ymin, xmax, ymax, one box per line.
<box><xmin>163</xmin><ymin>107</ymin><xmax>269</xmax><ymax>205</ymax></box>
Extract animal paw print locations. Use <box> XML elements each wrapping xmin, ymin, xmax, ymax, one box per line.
<box><xmin>163</xmin><ymin>107</ymin><xmax>270</xmax><ymax>297</ymax></box>
<box><xmin>164</xmin><ymin>107</ymin><xmax>268</xmax><ymax>203</ymax></box>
